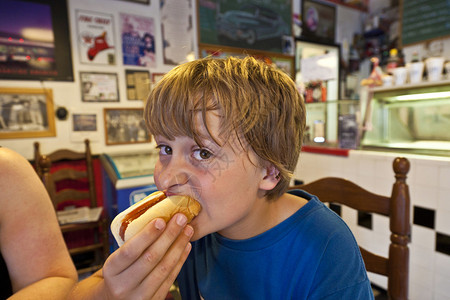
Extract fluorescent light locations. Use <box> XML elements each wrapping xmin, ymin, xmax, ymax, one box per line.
<box><xmin>393</xmin><ymin>91</ymin><xmax>450</xmax><ymax>101</ymax></box>
<box><xmin>314</xmin><ymin>137</ymin><xmax>325</xmax><ymax>143</ymax></box>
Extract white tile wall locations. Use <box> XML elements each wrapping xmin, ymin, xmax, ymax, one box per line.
<box><xmin>294</xmin><ymin>150</ymin><xmax>450</xmax><ymax>300</ymax></box>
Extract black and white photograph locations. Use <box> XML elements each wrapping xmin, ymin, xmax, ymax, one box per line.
<box><xmin>0</xmin><ymin>88</ymin><xmax>56</xmax><ymax>139</ymax></box>
<box><xmin>103</xmin><ymin>108</ymin><xmax>151</xmax><ymax>145</ymax></box>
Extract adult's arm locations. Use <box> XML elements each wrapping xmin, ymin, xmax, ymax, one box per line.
<box><xmin>0</xmin><ymin>148</ymin><xmax>78</xmax><ymax>299</ymax></box>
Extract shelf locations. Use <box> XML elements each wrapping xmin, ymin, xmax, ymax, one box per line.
<box><xmin>370</xmin><ymin>79</ymin><xmax>450</xmax><ymax>93</ymax></box>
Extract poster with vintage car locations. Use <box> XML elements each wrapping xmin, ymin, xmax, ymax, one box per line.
<box><xmin>198</xmin><ymin>0</ymin><xmax>292</xmax><ymax>54</ymax></box>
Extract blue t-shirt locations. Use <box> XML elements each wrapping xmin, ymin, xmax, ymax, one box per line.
<box><xmin>177</xmin><ymin>190</ymin><xmax>374</xmax><ymax>300</ymax></box>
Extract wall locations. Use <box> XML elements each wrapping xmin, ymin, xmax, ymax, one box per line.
<box><xmin>294</xmin><ymin>151</ymin><xmax>450</xmax><ymax>300</ymax></box>
<box><xmin>1</xmin><ymin>0</ymin><xmax>196</xmax><ymax>160</ymax></box>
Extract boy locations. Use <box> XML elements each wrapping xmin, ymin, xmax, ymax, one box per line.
<box><xmin>146</xmin><ymin>57</ymin><xmax>374</xmax><ymax>299</ymax></box>
<box><xmin>69</xmin><ymin>56</ymin><xmax>373</xmax><ymax>299</ymax></box>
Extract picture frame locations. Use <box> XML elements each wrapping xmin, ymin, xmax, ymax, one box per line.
<box><xmin>198</xmin><ymin>44</ymin><xmax>295</xmax><ymax>78</ymax></box>
<box><xmin>120</xmin><ymin>13</ymin><xmax>155</xmax><ymax>67</ymax></box>
<box><xmin>152</xmin><ymin>73</ymin><xmax>166</xmax><ymax>84</ymax></box>
<box><xmin>197</xmin><ymin>0</ymin><xmax>293</xmax><ymax>54</ymax></box>
<box><xmin>118</xmin><ymin>0</ymin><xmax>149</xmax><ymax>4</ymax></box>
<box><xmin>80</xmin><ymin>72</ymin><xmax>119</xmax><ymax>102</ymax></box>
<box><xmin>301</xmin><ymin>0</ymin><xmax>336</xmax><ymax>44</ymax></box>
<box><xmin>75</xmin><ymin>10</ymin><xmax>116</xmax><ymax>65</ymax></box>
<box><xmin>0</xmin><ymin>0</ymin><xmax>74</xmax><ymax>81</ymax></box>
<box><xmin>103</xmin><ymin>108</ymin><xmax>151</xmax><ymax>145</ymax></box>
<box><xmin>70</xmin><ymin>112</ymin><xmax>100</xmax><ymax>142</ymax></box>
<box><xmin>0</xmin><ymin>87</ymin><xmax>56</xmax><ymax>139</ymax></box>
<box><xmin>125</xmin><ymin>69</ymin><xmax>151</xmax><ymax>101</ymax></box>
<box><xmin>73</xmin><ymin>113</ymin><xmax>97</xmax><ymax>132</ymax></box>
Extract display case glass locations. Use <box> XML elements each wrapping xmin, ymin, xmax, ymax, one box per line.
<box><xmin>361</xmin><ymin>80</ymin><xmax>450</xmax><ymax>156</ymax></box>
<box><xmin>304</xmin><ymin>100</ymin><xmax>360</xmax><ymax>148</ymax></box>
<box><xmin>101</xmin><ymin>151</ymin><xmax>158</xmax><ymax>179</ymax></box>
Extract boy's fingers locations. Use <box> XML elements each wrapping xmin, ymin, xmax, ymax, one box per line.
<box><xmin>104</xmin><ymin>218</ymin><xmax>166</xmax><ymax>275</ymax></box>
<box><xmin>141</xmin><ymin>227</ymin><xmax>193</xmax><ymax>299</ymax></box>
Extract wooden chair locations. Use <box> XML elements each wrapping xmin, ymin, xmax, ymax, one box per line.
<box><xmin>34</xmin><ymin>139</ymin><xmax>109</xmax><ymax>276</ymax></box>
<box><xmin>290</xmin><ymin>157</ymin><xmax>410</xmax><ymax>300</ymax></box>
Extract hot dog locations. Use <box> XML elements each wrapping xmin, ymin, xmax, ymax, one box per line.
<box><xmin>111</xmin><ymin>191</ymin><xmax>201</xmax><ymax>246</ymax></box>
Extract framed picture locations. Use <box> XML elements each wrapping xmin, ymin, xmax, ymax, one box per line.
<box><xmin>197</xmin><ymin>0</ymin><xmax>292</xmax><ymax>54</ymax></box>
<box><xmin>198</xmin><ymin>45</ymin><xmax>295</xmax><ymax>78</ymax></box>
<box><xmin>120</xmin><ymin>13</ymin><xmax>155</xmax><ymax>67</ymax></box>
<box><xmin>80</xmin><ymin>72</ymin><xmax>119</xmax><ymax>102</ymax></box>
<box><xmin>160</xmin><ymin>0</ymin><xmax>194</xmax><ymax>65</ymax></box>
<box><xmin>0</xmin><ymin>0</ymin><xmax>74</xmax><ymax>81</ymax></box>
<box><xmin>118</xmin><ymin>0</ymin><xmax>149</xmax><ymax>4</ymax></box>
<box><xmin>125</xmin><ymin>69</ymin><xmax>151</xmax><ymax>101</ymax></box>
<box><xmin>75</xmin><ymin>10</ymin><xmax>116</xmax><ymax>65</ymax></box>
<box><xmin>0</xmin><ymin>88</ymin><xmax>56</xmax><ymax>139</ymax></box>
<box><xmin>73</xmin><ymin>113</ymin><xmax>97</xmax><ymax>132</ymax></box>
<box><xmin>70</xmin><ymin>112</ymin><xmax>99</xmax><ymax>142</ymax></box>
<box><xmin>152</xmin><ymin>73</ymin><xmax>166</xmax><ymax>84</ymax></box>
<box><xmin>104</xmin><ymin>108</ymin><xmax>151</xmax><ymax>145</ymax></box>
<box><xmin>301</xmin><ymin>0</ymin><xmax>336</xmax><ymax>44</ymax></box>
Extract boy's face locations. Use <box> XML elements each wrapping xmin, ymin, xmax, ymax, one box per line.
<box><xmin>153</xmin><ymin>111</ymin><xmax>274</xmax><ymax>241</ymax></box>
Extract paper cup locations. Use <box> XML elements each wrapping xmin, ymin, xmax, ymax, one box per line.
<box><xmin>382</xmin><ymin>75</ymin><xmax>393</xmax><ymax>87</ymax></box>
<box><xmin>426</xmin><ymin>57</ymin><xmax>444</xmax><ymax>81</ymax></box>
<box><xmin>392</xmin><ymin>67</ymin><xmax>407</xmax><ymax>85</ymax></box>
<box><xmin>408</xmin><ymin>62</ymin><xmax>424</xmax><ymax>84</ymax></box>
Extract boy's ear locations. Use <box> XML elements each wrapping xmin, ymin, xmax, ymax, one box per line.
<box><xmin>260</xmin><ymin>165</ymin><xmax>280</xmax><ymax>191</ymax></box>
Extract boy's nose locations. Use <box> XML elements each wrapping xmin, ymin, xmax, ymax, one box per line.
<box><xmin>156</xmin><ymin>157</ymin><xmax>190</xmax><ymax>190</ymax></box>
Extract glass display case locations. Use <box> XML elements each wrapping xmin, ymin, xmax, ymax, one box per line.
<box><xmin>304</xmin><ymin>99</ymin><xmax>360</xmax><ymax>148</ymax></box>
<box><xmin>361</xmin><ymin>80</ymin><xmax>450</xmax><ymax>156</ymax></box>
<box><xmin>100</xmin><ymin>150</ymin><xmax>159</xmax><ymax>226</ymax></box>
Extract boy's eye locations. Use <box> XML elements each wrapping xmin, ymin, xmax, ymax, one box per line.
<box><xmin>157</xmin><ymin>145</ymin><xmax>172</xmax><ymax>155</ymax></box>
<box><xmin>193</xmin><ymin>149</ymin><xmax>213</xmax><ymax>160</ymax></box>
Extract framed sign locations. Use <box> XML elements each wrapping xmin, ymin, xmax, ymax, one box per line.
<box><xmin>118</xmin><ymin>0</ymin><xmax>149</xmax><ymax>4</ymax></box>
<box><xmin>0</xmin><ymin>0</ymin><xmax>74</xmax><ymax>81</ymax></box>
<box><xmin>197</xmin><ymin>0</ymin><xmax>292</xmax><ymax>54</ymax></box>
<box><xmin>125</xmin><ymin>69</ymin><xmax>150</xmax><ymax>101</ymax></box>
<box><xmin>70</xmin><ymin>112</ymin><xmax>99</xmax><ymax>142</ymax></box>
<box><xmin>104</xmin><ymin>108</ymin><xmax>151</xmax><ymax>145</ymax></box>
<box><xmin>301</xmin><ymin>0</ymin><xmax>336</xmax><ymax>44</ymax></box>
<box><xmin>0</xmin><ymin>88</ymin><xmax>56</xmax><ymax>139</ymax></box>
<box><xmin>152</xmin><ymin>73</ymin><xmax>166</xmax><ymax>84</ymax></box>
<box><xmin>199</xmin><ymin>45</ymin><xmax>295</xmax><ymax>78</ymax></box>
<box><xmin>120</xmin><ymin>13</ymin><xmax>155</xmax><ymax>67</ymax></box>
<box><xmin>75</xmin><ymin>10</ymin><xmax>116</xmax><ymax>65</ymax></box>
<box><xmin>80</xmin><ymin>72</ymin><xmax>119</xmax><ymax>102</ymax></box>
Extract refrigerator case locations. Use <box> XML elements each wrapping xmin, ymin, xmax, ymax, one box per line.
<box><xmin>100</xmin><ymin>151</ymin><xmax>159</xmax><ymax>222</ymax></box>
<box><xmin>361</xmin><ymin>81</ymin><xmax>450</xmax><ymax>156</ymax></box>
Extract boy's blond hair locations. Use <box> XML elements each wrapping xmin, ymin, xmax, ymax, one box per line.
<box><xmin>145</xmin><ymin>56</ymin><xmax>305</xmax><ymax>200</ymax></box>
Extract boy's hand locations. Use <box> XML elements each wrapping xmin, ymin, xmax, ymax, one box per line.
<box><xmin>102</xmin><ymin>213</ymin><xmax>193</xmax><ymax>299</ymax></box>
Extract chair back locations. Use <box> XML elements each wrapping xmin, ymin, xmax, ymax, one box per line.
<box><xmin>35</xmin><ymin>139</ymin><xmax>108</xmax><ymax>275</ymax></box>
<box><xmin>36</xmin><ymin>139</ymin><xmax>97</xmax><ymax>209</ymax></box>
<box><xmin>290</xmin><ymin>157</ymin><xmax>410</xmax><ymax>300</ymax></box>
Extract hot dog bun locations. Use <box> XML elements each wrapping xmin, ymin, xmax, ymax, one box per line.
<box><xmin>111</xmin><ymin>191</ymin><xmax>201</xmax><ymax>246</ymax></box>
